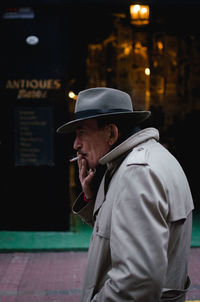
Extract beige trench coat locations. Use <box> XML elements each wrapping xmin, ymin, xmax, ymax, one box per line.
<box><xmin>73</xmin><ymin>128</ymin><xmax>194</xmax><ymax>302</ymax></box>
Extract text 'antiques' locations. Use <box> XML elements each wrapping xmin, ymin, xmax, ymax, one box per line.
<box><xmin>6</xmin><ymin>79</ymin><xmax>61</xmax><ymax>99</ymax></box>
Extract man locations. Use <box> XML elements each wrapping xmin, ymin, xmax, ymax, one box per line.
<box><xmin>57</xmin><ymin>87</ymin><xmax>194</xmax><ymax>302</ymax></box>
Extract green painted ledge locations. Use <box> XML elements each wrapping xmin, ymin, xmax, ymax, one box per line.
<box><xmin>0</xmin><ymin>212</ymin><xmax>199</xmax><ymax>252</ymax></box>
<box><xmin>191</xmin><ymin>211</ymin><xmax>200</xmax><ymax>248</ymax></box>
<box><xmin>0</xmin><ymin>224</ymin><xmax>92</xmax><ymax>252</ymax></box>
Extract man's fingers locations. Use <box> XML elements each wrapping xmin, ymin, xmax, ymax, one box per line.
<box><xmin>84</xmin><ymin>169</ymin><xmax>95</xmax><ymax>185</ymax></box>
<box><xmin>77</xmin><ymin>158</ymin><xmax>96</xmax><ymax>200</ymax></box>
<box><xmin>79</xmin><ymin>159</ymin><xmax>87</xmax><ymax>177</ymax></box>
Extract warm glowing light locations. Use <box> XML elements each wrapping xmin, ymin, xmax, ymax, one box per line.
<box><xmin>141</xmin><ymin>7</ymin><xmax>147</xmax><ymax>14</ymax></box>
<box><xmin>124</xmin><ymin>44</ymin><xmax>132</xmax><ymax>56</ymax></box>
<box><xmin>145</xmin><ymin>68</ymin><xmax>150</xmax><ymax>76</ymax></box>
<box><xmin>68</xmin><ymin>91</ymin><xmax>75</xmax><ymax>98</ymax></box>
<box><xmin>157</xmin><ymin>41</ymin><xmax>163</xmax><ymax>51</ymax></box>
<box><xmin>130</xmin><ymin>4</ymin><xmax>150</xmax><ymax>25</ymax></box>
<box><xmin>132</xmin><ymin>4</ymin><xmax>140</xmax><ymax>13</ymax></box>
<box><xmin>68</xmin><ymin>91</ymin><xmax>77</xmax><ymax>100</ymax></box>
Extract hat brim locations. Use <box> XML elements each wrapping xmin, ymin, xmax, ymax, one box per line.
<box><xmin>57</xmin><ymin>111</ymin><xmax>151</xmax><ymax>134</ymax></box>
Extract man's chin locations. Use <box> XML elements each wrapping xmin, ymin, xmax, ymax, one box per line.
<box><xmin>88</xmin><ymin>161</ymin><xmax>98</xmax><ymax>171</ymax></box>
<box><xmin>88</xmin><ymin>164</ymin><xmax>96</xmax><ymax>171</ymax></box>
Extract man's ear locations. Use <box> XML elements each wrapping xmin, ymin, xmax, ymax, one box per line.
<box><xmin>106</xmin><ymin>124</ymin><xmax>119</xmax><ymax>146</ymax></box>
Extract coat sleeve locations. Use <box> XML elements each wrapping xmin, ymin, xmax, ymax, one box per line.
<box><xmin>72</xmin><ymin>192</ymin><xmax>95</xmax><ymax>227</ymax></box>
<box><xmin>92</xmin><ymin>164</ymin><xmax>169</xmax><ymax>302</ymax></box>
<box><xmin>72</xmin><ymin>165</ymin><xmax>107</xmax><ymax>227</ymax></box>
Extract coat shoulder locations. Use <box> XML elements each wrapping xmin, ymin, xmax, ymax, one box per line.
<box><xmin>126</xmin><ymin>146</ymin><xmax>149</xmax><ymax>166</ymax></box>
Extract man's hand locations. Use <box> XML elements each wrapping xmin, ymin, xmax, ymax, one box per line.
<box><xmin>78</xmin><ymin>157</ymin><xmax>96</xmax><ymax>200</ymax></box>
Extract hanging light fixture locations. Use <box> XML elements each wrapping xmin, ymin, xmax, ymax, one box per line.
<box><xmin>130</xmin><ymin>3</ymin><xmax>150</xmax><ymax>26</ymax></box>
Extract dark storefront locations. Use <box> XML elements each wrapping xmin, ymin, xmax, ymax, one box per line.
<box><xmin>0</xmin><ymin>0</ymin><xmax>200</xmax><ymax>231</ymax></box>
<box><xmin>0</xmin><ymin>5</ymin><xmax>73</xmax><ymax>230</ymax></box>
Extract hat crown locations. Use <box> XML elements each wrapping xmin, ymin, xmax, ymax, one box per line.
<box><xmin>75</xmin><ymin>87</ymin><xmax>133</xmax><ymax>113</ymax></box>
<box><xmin>56</xmin><ymin>87</ymin><xmax>151</xmax><ymax>134</ymax></box>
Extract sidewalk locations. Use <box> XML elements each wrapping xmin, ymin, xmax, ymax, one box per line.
<box><xmin>0</xmin><ymin>213</ymin><xmax>199</xmax><ymax>301</ymax></box>
<box><xmin>0</xmin><ymin>251</ymin><xmax>87</xmax><ymax>302</ymax></box>
<box><xmin>0</xmin><ymin>248</ymin><xmax>199</xmax><ymax>302</ymax></box>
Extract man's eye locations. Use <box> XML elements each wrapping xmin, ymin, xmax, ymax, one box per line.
<box><xmin>78</xmin><ymin>130</ymin><xmax>86</xmax><ymax>136</ymax></box>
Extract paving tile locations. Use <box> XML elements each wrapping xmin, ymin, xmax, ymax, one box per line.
<box><xmin>0</xmin><ymin>252</ymin><xmax>87</xmax><ymax>302</ymax></box>
<box><xmin>187</xmin><ymin>248</ymin><xmax>200</xmax><ymax>300</ymax></box>
<box><xmin>0</xmin><ymin>249</ymin><xmax>199</xmax><ymax>301</ymax></box>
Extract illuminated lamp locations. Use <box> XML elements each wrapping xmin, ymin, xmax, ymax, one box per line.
<box><xmin>145</xmin><ymin>68</ymin><xmax>150</xmax><ymax>76</ymax></box>
<box><xmin>130</xmin><ymin>4</ymin><xmax>150</xmax><ymax>25</ymax></box>
<box><xmin>68</xmin><ymin>91</ymin><xmax>77</xmax><ymax>100</ymax></box>
<box><xmin>26</xmin><ymin>35</ymin><xmax>39</xmax><ymax>45</ymax></box>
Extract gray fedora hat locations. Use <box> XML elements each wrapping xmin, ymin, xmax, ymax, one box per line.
<box><xmin>57</xmin><ymin>87</ymin><xmax>151</xmax><ymax>134</ymax></box>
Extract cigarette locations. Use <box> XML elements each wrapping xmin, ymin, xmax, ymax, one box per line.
<box><xmin>69</xmin><ymin>156</ymin><xmax>79</xmax><ymax>163</ymax></box>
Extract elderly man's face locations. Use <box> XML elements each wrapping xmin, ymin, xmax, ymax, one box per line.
<box><xmin>73</xmin><ymin>119</ymin><xmax>112</xmax><ymax>169</ymax></box>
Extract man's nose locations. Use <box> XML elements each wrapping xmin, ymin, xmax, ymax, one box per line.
<box><xmin>73</xmin><ymin>136</ymin><xmax>81</xmax><ymax>150</ymax></box>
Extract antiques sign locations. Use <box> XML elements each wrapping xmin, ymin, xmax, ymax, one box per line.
<box><xmin>6</xmin><ymin>79</ymin><xmax>61</xmax><ymax>99</ymax></box>
<box><xmin>14</xmin><ymin>107</ymin><xmax>54</xmax><ymax>166</ymax></box>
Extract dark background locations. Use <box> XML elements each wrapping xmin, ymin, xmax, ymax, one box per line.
<box><xmin>0</xmin><ymin>0</ymin><xmax>199</xmax><ymax>230</ymax></box>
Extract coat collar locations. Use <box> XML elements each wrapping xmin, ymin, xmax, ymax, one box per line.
<box><xmin>99</xmin><ymin>127</ymin><xmax>159</xmax><ymax>170</ymax></box>
<box><xmin>93</xmin><ymin>128</ymin><xmax>159</xmax><ymax>217</ymax></box>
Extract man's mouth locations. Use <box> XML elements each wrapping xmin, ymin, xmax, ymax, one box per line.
<box><xmin>78</xmin><ymin>152</ymin><xmax>87</xmax><ymax>157</ymax></box>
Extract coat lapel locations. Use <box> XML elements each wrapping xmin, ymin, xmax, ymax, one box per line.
<box><xmin>93</xmin><ymin>170</ymin><xmax>109</xmax><ymax>217</ymax></box>
<box><xmin>93</xmin><ymin>152</ymin><xmax>128</xmax><ymax>219</ymax></box>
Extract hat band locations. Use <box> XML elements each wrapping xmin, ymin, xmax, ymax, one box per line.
<box><xmin>74</xmin><ymin>109</ymin><xmax>132</xmax><ymax>120</ymax></box>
